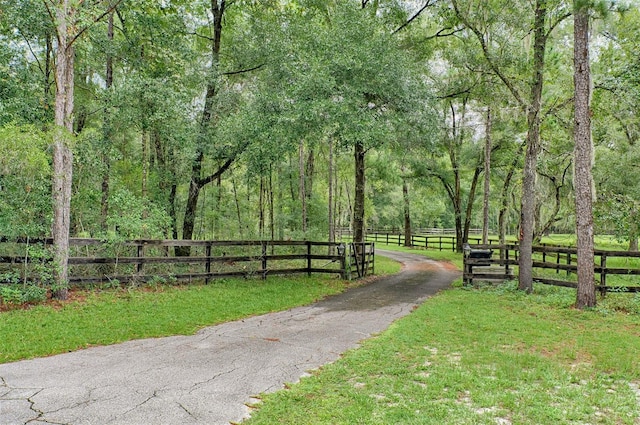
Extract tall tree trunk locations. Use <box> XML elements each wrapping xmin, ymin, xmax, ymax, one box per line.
<box><xmin>498</xmin><ymin>143</ymin><xmax>525</xmax><ymax>247</ymax></box>
<box><xmin>141</xmin><ymin>129</ymin><xmax>149</xmax><ymax>223</ymax></box>
<box><xmin>482</xmin><ymin>106</ymin><xmax>492</xmax><ymax>244</ymax></box>
<box><xmin>44</xmin><ymin>31</ymin><xmax>53</xmax><ymax>119</ymax></box>
<box><xmin>345</xmin><ymin>181</ymin><xmax>353</xmax><ymax>232</ymax></box>
<box><xmin>328</xmin><ymin>139</ymin><xmax>335</xmax><ymax>252</ymax></box>
<box><xmin>463</xmin><ymin>166</ymin><xmax>482</xmax><ymax>244</ymax></box>
<box><xmin>259</xmin><ymin>175</ymin><xmax>265</xmax><ymax>238</ymax></box>
<box><xmin>100</xmin><ymin>9</ymin><xmax>114</xmax><ymax>231</ymax></box>
<box><xmin>269</xmin><ymin>169</ymin><xmax>275</xmax><ymax>242</ymax></box>
<box><xmin>298</xmin><ymin>141</ymin><xmax>307</xmax><ymax>233</ymax></box>
<box><xmin>288</xmin><ymin>153</ymin><xmax>297</xmax><ymax>201</ymax></box>
<box><xmin>519</xmin><ymin>0</ymin><xmax>548</xmax><ymax>292</ymax></box>
<box><xmin>179</xmin><ymin>0</ymin><xmax>235</xmax><ymax>254</ymax></box>
<box><xmin>353</xmin><ymin>141</ymin><xmax>366</xmax><ymax>243</ymax></box>
<box><xmin>169</xmin><ymin>182</ymin><xmax>178</xmax><ymax>240</ymax></box>
<box><xmin>574</xmin><ymin>2</ymin><xmax>596</xmax><ymax>308</ymax></box>
<box><xmin>306</xmin><ymin>147</ymin><xmax>315</xmax><ymax>206</ymax></box>
<box><xmin>52</xmin><ymin>1</ymin><xmax>75</xmax><ymax>300</ymax></box>
<box><xmin>214</xmin><ymin>174</ymin><xmax>222</xmax><ymax>238</ymax></box>
<box><xmin>231</xmin><ymin>171</ymin><xmax>243</xmax><ymax>238</ymax></box>
<box><xmin>334</xmin><ymin>149</ymin><xmax>339</xmax><ymax>237</ymax></box>
<box><xmin>402</xmin><ymin>177</ymin><xmax>412</xmax><ymax>247</ymax></box>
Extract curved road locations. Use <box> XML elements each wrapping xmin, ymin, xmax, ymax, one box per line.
<box><xmin>0</xmin><ymin>250</ymin><xmax>459</xmax><ymax>425</ymax></box>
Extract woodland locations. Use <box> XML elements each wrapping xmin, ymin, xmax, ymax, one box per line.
<box><xmin>1</xmin><ymin>1</ymin><xmax>639</xmax><ymax>305</ymax></box>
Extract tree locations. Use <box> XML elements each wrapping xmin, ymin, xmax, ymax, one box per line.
<box><xmin>574</xmin><ymin>0</ymin><xmax>596</xmax><ymax>308</ymax></box>
<box><xmin>593</xmin><ymin>5</ymin><xmax>640</xmax><ymax>250</ymax></box>
<box><xmin>450</xmin><ymin>0</ymin><xmax>571</xmax><ymax>291</ymax></box>
<box><xmin>250</xmin><ymin>1</ymin><xmax>428</xmax><ymax>243</ymax></box>
<box><xmin>45</xmin><ymin>0</ymin><xmax>122</xmax><ymax>298</ymax></box>
<box><xmin>49</xmin><ymin>0</ymin><xmax>76</xmax><ymax>299</ymax></box>
<box><xmin>482</xmin><ymin>106</ymin><xmax>492</xmax><ymax>244</ymax></box>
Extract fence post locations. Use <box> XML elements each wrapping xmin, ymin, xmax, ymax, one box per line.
<box><xmin>307</xmin><ymin>241</ymin><xmax>312</xmax><ymax>277</ymax></box>
<box><xmin>339</xmin><ymin>243</ymin><xmax>347</xmax><ymax>280</ymax></box>
<box><xmin>505</xmin><ymin>246</ymin><xmax>510</xmax><ymax>277</ymax></box>
<box><xmin>371</xmin><ymin>243</ymin><xmax>375</xmax><ymax>275</ymax></box>
<box><xmin>205</xmin><ymin>243</ymin><xmax>212</xmax><ymax>284</ymax></box>
<box><xmin>463</xmin><ymin>255</ymin><xmax>472</xmax><ymax>286</ymax></box>
<box><xmin>136</xmin><ymin>243</ymin><xmax>144</xmax><ymax>275</ymax></box>
<box><xmin>600</xmin><ymin>253</ymin><xmax>607</xmax><ymax>296</ymax></box>
<box><xmin>567</xmin><ymin>252</ymin><xmax>571</xmax><ymax>277</ymax></box>
<box><xmin>362</xmin><ymin>243</ymin><xmax>367</xmax><ymax>276</ymax></box>
<box><xmin>262</xmin><ymin>241</ymin><xmax>268</xmax><ymax>280</ymax></box>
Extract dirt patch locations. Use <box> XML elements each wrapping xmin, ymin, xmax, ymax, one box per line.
<box><xmin>402</xmin><ymin>260</ymin><xmax>459</xmax><ymax>273</ymax></box>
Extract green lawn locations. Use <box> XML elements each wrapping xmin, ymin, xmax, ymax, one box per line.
<box><xmin>0</xmin><ymin>254</ymin><xmax>400</xmax><ymax>364</ymax></box>
<box><xmin>244</xmin><ymin>282</ymin><xmax>640</xmax><ymax>425</ymax></box>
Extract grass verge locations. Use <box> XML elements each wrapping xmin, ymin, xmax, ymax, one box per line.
<box><xmin>244</xmin><ymin>283</ymin><xmax>640</xmax><ymax>425</ymax></box>
<box><xmin>1</xmin><ymin>254</ymin><xmax>399</xmax><ymax>364</ymax></box>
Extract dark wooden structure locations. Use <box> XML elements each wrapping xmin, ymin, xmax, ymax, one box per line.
<box><xmin>463</xmin><ymin>243</ymin><xmax>640</xmax><ymax>293</ymax></box>
<box><xmin>0</xmin><ymin>238</ymin><xmax>375</xmax><ymax>287</ymax></box>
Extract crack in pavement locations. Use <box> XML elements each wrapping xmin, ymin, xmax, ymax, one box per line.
<box><xmin>177</xmin><ymin>402</ymin><xmax>197</xmax><ymax>420</ymax></box>
<box><xmin>187</xmin><ymin>367</ymin><xmax>241</xmax><ymax>395</ymax></box>
<box><xmin>114</xmin><ymin>390</ymin><xmax>160</xmax><ymax>421</ymax></box>
<box><xmin>0</xmin><ymin>251</ymin><xmax>459</xmax><ymax>425</ymax></box>
<box><xmin>24</xmin><ymin>389</ymin><xmax>45</xmax><ymax>425</ymax></box>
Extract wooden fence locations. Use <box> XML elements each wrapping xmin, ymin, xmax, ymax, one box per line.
<box><xmin>464</xmin><ymin>243</ymin><xmax>640</xmax><ymax>293</ymax></box>
<box><xmin>0</xmin><ymin>238</ymin><xmax>375</xmax><ymax>287</ymax></box>
<box><xmin>340</xmin><ymin>228</ymin><xmax>484</xmax><ymax>239</ymax></box>
<box><xmin>365</xmin><ymin>232</ymin><xmax>498</xmax><ymax>251</ymax></box>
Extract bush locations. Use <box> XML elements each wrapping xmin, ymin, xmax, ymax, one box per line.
<box><xmin>21</xmin><ymin>285</ymin><xmax>47</xmax><ymax>303</ymax></box>
<box><xmin>0</xmin><ymin>286</ymin><xmax>23</xmax><ymax>304</ymax></box>
<box><xmin>0</xmin><ymin>284</ymin><xmax>48</xmax><ymax>305</ymax></box>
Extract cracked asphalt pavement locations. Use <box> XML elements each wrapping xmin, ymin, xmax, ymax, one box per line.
<box><xmin>0</xmin><ymin>250</ymin><xmax>459</xmax><ymax>425</ymax></box>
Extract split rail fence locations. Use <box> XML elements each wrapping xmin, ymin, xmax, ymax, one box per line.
<box><xmin>365</xmin><ymin>232</ymin><xmax>496</xmax><ymax>251</ymax></box>
<box><xmin>464</xmin><ymin>243</ymin><xmax>640</xmax><ymax>293</ymax></box>
<box><xmin>0</xmin><ymin>238</ymin><xmax>375</xmax><ymax>287</ymax></box>
<box><xmin>364</xmin><ymin>231</ymin><xmax>640</xmax><ymax>293</ymax></box>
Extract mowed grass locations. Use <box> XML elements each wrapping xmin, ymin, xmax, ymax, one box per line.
<box><xmin>244</xmin><ymin>283</ymin><xmax>640</xmax><ymax>425</ymax></box>
<box><xmin>0</xmin><ymin>255</ymin><xmax>401</xmax><ymax>364</ymax></box>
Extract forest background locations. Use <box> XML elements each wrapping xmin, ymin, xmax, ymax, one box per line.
<box><xmin>1</xmin><ymin>0</ymin><xmax>639</xmax><ymax>287</ymax></box>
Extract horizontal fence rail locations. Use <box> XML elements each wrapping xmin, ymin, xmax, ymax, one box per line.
<box><xmin>339</xmin><ymin>228</ymin><xmax>484</xmax><ymax>237</ymax></box>
<box><xmin>0</xmin><ymin>238</ymin><xmax>375</xmax><ymax>287</ymax></box>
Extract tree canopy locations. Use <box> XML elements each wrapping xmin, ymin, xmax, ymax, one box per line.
<box><xmin>1</xmin><ymin>0</ymin><xmax>639</xmax><ymax>302</ymax></box>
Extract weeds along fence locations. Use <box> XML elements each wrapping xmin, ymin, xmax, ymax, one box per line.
<box><xmin>464</xmin><ymin>243</ymin><xmax>640</xmax><ymax>293</ymax></box>
<box><xmin>0</xmin><ymin>238</ymin><xmax>375</xmax><ymax>287</ymax></box>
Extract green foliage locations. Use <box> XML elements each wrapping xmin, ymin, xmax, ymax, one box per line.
<box><xmin>0</xmin><ymin>286</ymin><xmax>23</xmax><ymax>304</ymax></box>
<box><xmin>0</xmin><ymin>124</ymin><xmax>51</xmax><ymax>237</ymax></box>
<box><xmin>105</xmin><ymin>189</ymin><xmax>172</xmax><ymax>239</ymax></box>
<box><xmin>0</xmin><ymin>284</ymin><xmax>47</xmax><ymax>305</ymax></box>
<box><xmin>1</xmin><ymin>0</ymin><xmax>638</xmax><ymax>259</ymax></box>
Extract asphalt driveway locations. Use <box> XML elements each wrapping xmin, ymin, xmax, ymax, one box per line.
<box><xmin>0</xmin><ymin>250</ymin><xmax>459</xmax><ymax>425</ymax></box>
